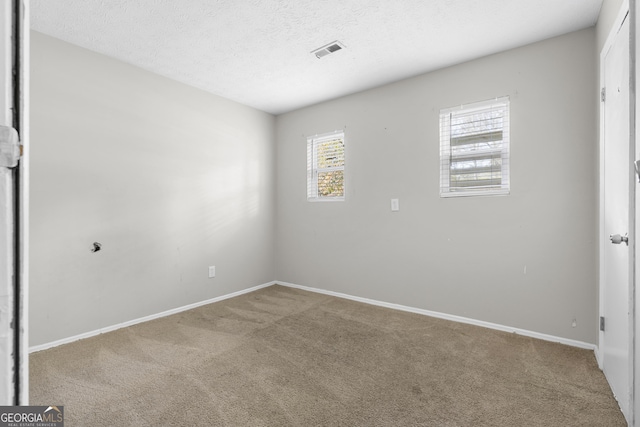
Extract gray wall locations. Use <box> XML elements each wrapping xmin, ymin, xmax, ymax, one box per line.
<box><xmin>276</xmin><ymin>28</ymin><xmax>598</xmax><ymax>343</ymax></box>
<box><xmin>31</xmin><ymin>26</ymin><xmax>600</xmax><ymax>347</ymax></box>
<box><xmin>30</xmin><ymin>31</ymin><xmax>276</xmax><ymax>346</ymax></box>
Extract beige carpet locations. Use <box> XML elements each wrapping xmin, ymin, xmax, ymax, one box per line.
<box><xmin>30</xmin><ymin>285</ymin><xmax>625</xmax><ymax>426</ymax></box>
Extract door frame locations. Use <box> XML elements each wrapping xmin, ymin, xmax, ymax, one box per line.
<box><xmin>630</xmin><ymin>1</ymin><xmax>637</xmax><ymax>424</ymax></box>
<box><xmin>599</xmin><ymin>0</ymin><xmax>634</xmax><ymax>423</ymax></box>
<box><xmin>0</xmin><ymin>0</ymin><xmax>28</xmax><ymax>405</ymax></box>
<box><xmin>18</xmin><ymin>0</ymin><xmax>29</xmax><ymax>405</ymax></box>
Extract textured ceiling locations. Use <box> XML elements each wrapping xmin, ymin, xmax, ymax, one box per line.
<box><xmin>30</xmin><ymin>0</ymin><xmax>603</xmax><ymax>115</ymax></box>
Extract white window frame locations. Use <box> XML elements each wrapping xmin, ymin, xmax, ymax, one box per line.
<box><xmin>307</xmin><ymin>130</ymin><xmax>345</xmax><ymax>202</ymax></box>
<box><xmin>439</xmin><ymin>97</ymin><xmax>510</xmax><ymax>198</ymax></box>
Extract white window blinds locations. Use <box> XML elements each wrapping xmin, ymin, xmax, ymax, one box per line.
<box><xmin>439</xmin><ymin>97</ymin><xmax>510</xmax><ymax>197</ymax></box>
<box><xmin>307</xmin><ymin>131</ymin><xmax>345</xmax><ymax>201</ymax></box>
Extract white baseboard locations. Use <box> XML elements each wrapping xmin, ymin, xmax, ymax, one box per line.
<box><xmin>29</xmin><ymin>281</ymin><xmax>277</xmax><ymax>353</ymax></box>
<box><xmin>276</xmin><ymin>281</ymin><xmax>598</xmax><ymax>351</ymax></box>
<box><xmin>30</xmin><ymin>279</ymin><xmax>598</xmax><ymax>355</ymax></box>
<box><xmin>594</xmin><ymin>342</ymin><xmax>603</xmax><ymax>368</ymax></box>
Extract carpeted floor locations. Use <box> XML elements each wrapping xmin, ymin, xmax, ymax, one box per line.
<box><xmin>30</xmin><ymin>285</ymin><xmax>626</xmax><ymax>426</ymax></box>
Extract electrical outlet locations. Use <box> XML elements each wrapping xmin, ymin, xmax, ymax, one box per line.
<box><xmin>208</xmin><ymin>266</ymin><xmax>216</xmax><ymax>278</ymax></box>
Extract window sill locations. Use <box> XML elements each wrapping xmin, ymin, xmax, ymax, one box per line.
<box><xmin>440</xmin><ymin>189</ymin><xmax>509</xmax><ymax>198</ymax></box>
<box><xmin>307</xmin><ymin>197</ymin><xmax>345</xmax><ymax>202</ymax></box>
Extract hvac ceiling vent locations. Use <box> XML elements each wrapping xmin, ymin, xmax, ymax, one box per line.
<box><xmin>311</xmin><ymin>41</ymin><xmax>345</xmax><ymax>59</ymax></box>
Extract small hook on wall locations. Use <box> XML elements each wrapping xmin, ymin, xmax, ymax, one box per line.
<box><xmin>91</xmin><ymin>242</ymin><xmax>102</xmax><ymax>253</ymax></box>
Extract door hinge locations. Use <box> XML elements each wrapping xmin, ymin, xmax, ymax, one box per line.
<box><xmin>601</xmin><ymin>87</ymin><xmax>606</xmax><ymax>102</ymax></box>
<box><xmin>600</xmin><ymin>316</ymin><xmax>605</xmax><ymax>332</ymax></box>
<box><xmin>0</xmin><ymin>125</ymin><xmax>20</xmax><ymax>168</ymax></box>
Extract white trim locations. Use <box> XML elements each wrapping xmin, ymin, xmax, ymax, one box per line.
<box><xmin>307</xmin><ymin>130</ymin><xmax>345</xmax><ymax>202</ymax></box>
<box><xmin>307</xmin><ymin>130</ymin><xmax>345</xmax><ymax>144</ymax></box>
<box><xmin>439</xmin><ymin>96</ymin><xmax>510</xmax><ymax>115</ymax></box>
<box><xmin>631</xmin><ymin>3</ymin><xmax>638</xmax><ymax>426</ymax></box>
<box><xmin>29</xmin><ymin>279</ymin><xmax>597</xmax><ymax>355</ymax></box>
<box><xmin>634</xmin><ymin>2</ymin><xmax>640</xmax><ymax>424</ymax></box>
<box><xmin>276</xmin><ymin>281</ymin><xmax>597</xmax><ymax>351</ymax></box>
<box><xmin>440</xmin><ymin>189</ymin><xmax>509</xmax><ymax>198</ymax></box>
<box><xmin>307</xmin><ymin>197</ymin><xmax>345</xmax><ymax>202</ymax></box>
<box><xmin>439</xmin><ymin>96</ymin><xmax>510</xmax><ymax>198</ymax></box>
<box><xmin>0</xmin><ymin>0</ymin><xmax>14</xmax><ymax>405</ymax></box>
<box><xmin>595</xmin><ymin>345</ymin><xmax>604</xmax><ymax>368</ymax></box>
<box><xmin>19</xmin><ymin>0</ymin><xmax>29</xmax><ymax>405</ymax></box>
<box><xmin>29</xmin><ymin>281</ymin><xmax>277</xmax><ymax>353</ymax></box>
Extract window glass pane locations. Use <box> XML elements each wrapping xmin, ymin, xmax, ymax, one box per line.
<box><xmin>451</xmin><ymin>131</ymin><xmax>503</xmax><ymax>155</ymax></box>
<box><xmin>317</xmin><ymin>170</ymin><xmax>344</xmax><ymax>197</ymax></box>
<box><xmin>317</xmin><ymin>139</ymin><xmax>344</xmax><ymax>168</ymax></box>
<box><xmin>451</xmin><ymin>157</ymin><xmax>501</xmax><ymax>172</ymax></box>
<box><xmin>451</xmin><ymin>111</ymin><xmax>504</xmax><ymax>137</ymax></box>
<box><xmin>451</xmin><ymin>171</ymin><xmax>502</xmax><ymax>187</ymax></box>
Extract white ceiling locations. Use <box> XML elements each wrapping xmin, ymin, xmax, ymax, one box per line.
<box><xmin>30</xmin><ymin>0</ymin><xmax>603</xmax><ymax>115</ymax></box>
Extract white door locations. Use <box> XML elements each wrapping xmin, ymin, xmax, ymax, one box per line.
<box><xmin>601</xmin><ymin>11</ymin><xmax>631</xmax><ymax>422</ymax></box>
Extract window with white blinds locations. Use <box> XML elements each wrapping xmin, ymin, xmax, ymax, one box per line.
<box><xmin>307</xmin><ymin>131</ymin><xmax>345</xmax><ymax>201</ymax></box>
<box><xmin>439</xmin><ymin>97</ymin><xmax>510</xmax><ymax>197</ymax></box>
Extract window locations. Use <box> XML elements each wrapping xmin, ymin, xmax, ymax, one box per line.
<box><xmin>439</xmin><ymin>97</ymin><xmax>510</xmax><ymax>197</ymax></box>
<box><xmin>307</xmin><ymin>131</ymin><xmax>345</xmax><ymax>201</ymax></box>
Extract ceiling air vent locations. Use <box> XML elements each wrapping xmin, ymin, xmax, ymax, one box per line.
<box><xmin>311</xmin><ymin>41</ymin><xmax>345</xmax><ymax>59</ymax></box>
